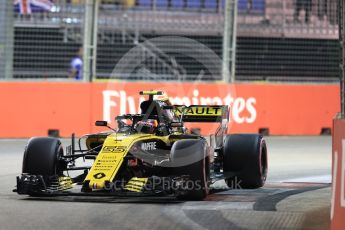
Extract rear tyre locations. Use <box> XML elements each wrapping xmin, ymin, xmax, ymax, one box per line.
<box><xmin>223</xmin><ymin>134</ymin><xmax>267</xmax><ymax>189</ymax></box>
<box><xmin>22</xmin><ymin>137</ymin><xmax>65</xmax><ymax>176</ymax></box>
<box><xmin>171</xmin><ymin>139</ymin><xmax>209</xmax><ymax>200</ymax></box>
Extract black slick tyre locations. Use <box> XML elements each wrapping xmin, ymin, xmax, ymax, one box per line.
<box><xmin>22</xmin><ymin>137</ymin><xmax>65</xmax><ymax>176</ymax></box>
<box><xmin>223</xmin><ymin>134</ymin><xmax>268</xmax><ymax>189</ymax></box>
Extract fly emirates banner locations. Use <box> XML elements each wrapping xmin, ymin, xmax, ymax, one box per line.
<box><xmin>0</xmin><ymin>82</ymin><xmax>339</xmax><ymax>137</ymax></box>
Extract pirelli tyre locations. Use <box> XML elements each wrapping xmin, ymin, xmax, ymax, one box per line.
<box><xmin>171</xmin><ymin>139</ymin><xmax>210</xmax><ymax>200</ymax></box>
<box><xmin>22</xmin><ymin>137</ymin><xmax>65</xmax><ymax>176</ymax></box>
<box><xmin>223</xmin><ymin>134</ymin><xmax>268</xmax><ymax>189</ymax></box>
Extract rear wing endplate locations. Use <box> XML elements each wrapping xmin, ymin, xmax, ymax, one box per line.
<box><xmin>173</xmin><ymin>105</ymin><xmax>229</xmax><ymax>123</ymax></box>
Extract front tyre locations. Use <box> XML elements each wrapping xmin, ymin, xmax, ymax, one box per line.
<box><xmin>171</xmin><ymin>139</ymin><xmax>209</xmax><ymax>200</ymax></box>
<box><xmin>22</xmin><ymin>137</ymin><xmax>65</xmax><ymax>176</ymax></box>
<box><xmin>223</xmin><ymin>134</ymin><xmax>268</xmax><ymax>189</ymax></box>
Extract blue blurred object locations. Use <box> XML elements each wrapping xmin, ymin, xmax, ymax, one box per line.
<box><xmin>172</xmin><ymin>0</ymin><xmax>184</xmax><ymax>8</ymax></box>
<box><xmin>137</xmin><ymin>0</ymin><xmax>152</xmax><ymax>7</ymax></box>
<box><xmin>156</xmin><ymin>0</ymin><xmax>168</xmax><ymax>8</ymax></box>
<box><xmin>187</xmin><ymin>0</ymin><xmax>201</xmax><ymax>9</ymax></box>
<box><xmin>252</xmin><ymin>0</ymin><xmax>265</xmax><ymax>12</ymax></box>
<box><xmin>14</xmin><ymin>0</ymin><xmax>54</xmax><ymax>14</ymax></box>
<box><xmin>238</xmin><ymin>0</ymin><xmax>265</xmax><ymax>13</ymax></box>
<box><xmin>204</xmin><ymin>0</ymin><xmax>218</xmax><ymax>9</ymax></box>
<box><xmin>135</xmin><ymin>0</ymin><xmax>265</xmax><ymax>13</ymax></box>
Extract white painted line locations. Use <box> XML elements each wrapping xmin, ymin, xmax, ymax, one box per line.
<box><xmin>281</xmin><ymin>175</ymin><xmax>331</xmax><ymax>183</ymax></box>
<box><xmin>331</xmin><ymin>152</ymin><xmax>337</xmax><ymax>220</ymax></box>
<box><xmin>0</xmin><ymin>139</ymin><xmax>28</xmax><ymax>142</ymax></box>
<box><xmin>182</xmin><ymin>201</ymin><xmax>254</xmax><ymax>210</ymax></box>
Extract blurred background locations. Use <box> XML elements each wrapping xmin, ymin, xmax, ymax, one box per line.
<box><xmin>0</xmin><ymin>0</ymin><xmax>339</xmax><ymax>82</ymax></box>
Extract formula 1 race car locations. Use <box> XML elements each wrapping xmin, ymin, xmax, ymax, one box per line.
<box><xmin>15</xmin><ymin>90</ymin><xmax>268</xmax><ymax>200</ymax></box>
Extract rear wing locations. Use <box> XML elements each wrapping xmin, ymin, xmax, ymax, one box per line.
<box><xmin>173</xmin><ymin>105</ymin><xmax>229</xmax><ymax>123</ymax></box>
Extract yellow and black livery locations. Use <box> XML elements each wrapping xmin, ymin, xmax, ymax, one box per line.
<box><xmin>15</xmin><ymin>90</ymin><xmax>267</xmax><ymax>200</ymax></box>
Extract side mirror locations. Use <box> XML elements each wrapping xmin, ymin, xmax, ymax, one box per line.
<box><xmin>170</xmin><ymin>122</ymin><xmax>183</xmax><ymax>128</ymax></box>
<box><xmin>95</xmin><ymin>121</ymin><xmax>108</xmax><ymax>127</ymax></box>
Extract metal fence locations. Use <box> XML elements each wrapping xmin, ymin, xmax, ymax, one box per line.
<box><xmin>0</xmin><ymin>0</ymin><xmax>340</xmax><ymax>82</ymax></box>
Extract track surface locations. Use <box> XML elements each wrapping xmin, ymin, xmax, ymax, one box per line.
<box><xmin>0</xmin><ymin>137</ymin><xmax>331</xmax><ymax>230</ymax></box>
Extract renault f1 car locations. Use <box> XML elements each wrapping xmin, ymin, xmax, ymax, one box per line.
<box><xmin>15</xmin><ymin>90</ymin><xmax>268</xmax><ymax>200</ymax></box>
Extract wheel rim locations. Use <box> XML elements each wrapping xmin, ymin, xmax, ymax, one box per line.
<box><xmin>55</xmin><ymin>144</ymin><xmax>64</xmax><ymax>175</ymax></box>
<box><xmin>260</xmin><ymin>140</ymin><xmax>268</xmax><ymax>183</ymax></box>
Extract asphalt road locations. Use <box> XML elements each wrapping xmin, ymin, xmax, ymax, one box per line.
<box><xmin>0</xmin><ymin>136</ymin><xmax>332</xmax><ymax>230</ymax></box>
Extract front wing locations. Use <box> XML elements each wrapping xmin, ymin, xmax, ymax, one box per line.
<box><xmin>15</xmin><ymin>174</ymin><xmax>190</xmax><ymax>197</ymax></box>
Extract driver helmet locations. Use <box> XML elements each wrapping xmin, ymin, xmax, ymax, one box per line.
<box><xmin>135</xmin><ymin>119</ymin><xmax>158</xmax><ymax>134</ymax></box>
